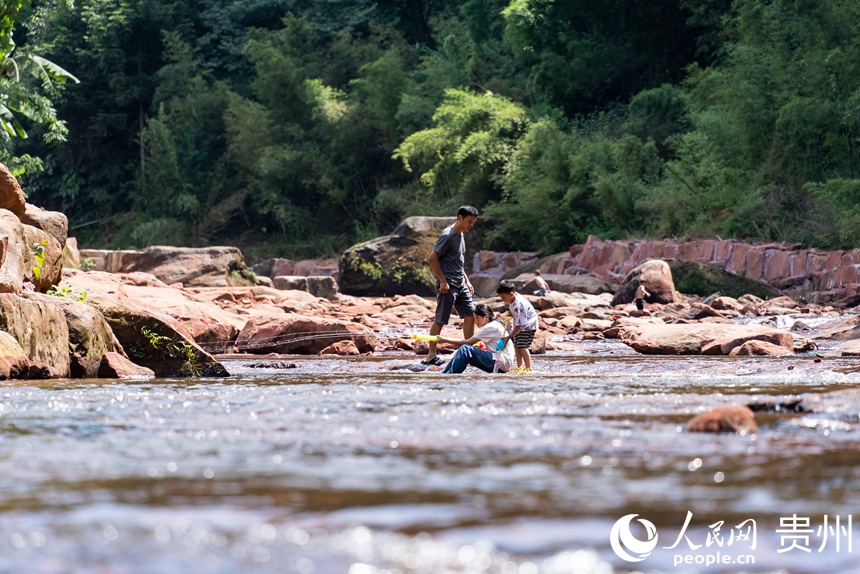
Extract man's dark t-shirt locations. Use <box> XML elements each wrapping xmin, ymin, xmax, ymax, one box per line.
<box><xmin>433</xmin><ymin>225</ymin><xmax>465</xmax><ymax>287</ymax></box>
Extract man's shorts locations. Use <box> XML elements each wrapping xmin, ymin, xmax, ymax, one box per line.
<box><xmin>434</xmin><ymin>283</ymin><xmax>475</xmax><ymax>324</ymax></box>
<box><xmin>513</xmin><ymin>329</ymin><xmax>536</xmax><ymax>349</ymax></box>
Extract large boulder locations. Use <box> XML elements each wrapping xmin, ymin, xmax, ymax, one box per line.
<box><xmin>0</xmin><ymin>209</ymin><xmax>63</xmax><ymax>293</ymax></box>
<box><xmin>619</xmin><ymin>322</ymin><xmax>795</xmax><ymax>355</ymax></box>
<box><xmin>24</xmin><ymin>291</ymin><xmax>119</xmax><ymax>378</ymax></box>
<box><xmin>0</xmin><ymin>293</ymin><xmax>70</xmax><ymax>377</ymax></box>
<box><xmin>81</xmin><ymin>292</ymin><xmax>228</xmax><ymax>377</ymax></box>
<box><xmin>20</xmin><ymin>203</ymin><xmax>68</xmax><ymax>248</ymax></box>
<box><xmin>235</xmin><ymin>315</ymin><xmax>378</xmax><ymax>354</ymax></box>
<box><xmin>339</xmin><ymin>216</ymin><xmax>462</xmax><ymax>297</ymax></box>
<box><xmin>80</xmin><ymin>246</ymin><xmax>254</xmax><ymax>287</ymax></box>
<box><xmin>117</xmin><ymin>283</ymin><xmax>246</xmax><ymax>355</ymax></box>
<box><xmin>0</xmin><ymin>163</ymin><xmax>26</xmax><ymax>218</ymax></box>
<box><xmin>612</xmin><ymin>259</ymin><xmax>677</xmax><ymax>306</ymax></box>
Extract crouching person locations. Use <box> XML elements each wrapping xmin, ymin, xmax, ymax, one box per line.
<box><xmin>435</xmin><ymin>304</ymin><xmax>514</xmax><ymax>373</ymax></box>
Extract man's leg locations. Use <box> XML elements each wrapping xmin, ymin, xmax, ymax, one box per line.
<box><xmin>427</xmin><ymin>321</ymin><xmax>443</xmax><ymax>360</ymax></box>
<box><xmin>462</xmin><ymin>316</ymin><xmax>475</xmax><ymax>339</ymax></box>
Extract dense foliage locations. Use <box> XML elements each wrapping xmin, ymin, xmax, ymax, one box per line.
<box><xmin>4</xmin><ymin>0</ymin><xmax>860</xmax><ymax>258</ymax></box>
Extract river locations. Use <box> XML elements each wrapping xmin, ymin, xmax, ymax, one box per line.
<box><xmin>0</xmin><ymin>340</ymin><xmax>858</xmax><ymax>573</ymax></box>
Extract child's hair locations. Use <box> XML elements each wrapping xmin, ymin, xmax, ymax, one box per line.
<box><xmin>496</xmin><ymin>280</ymin><xmax>515</xmax><ymax>295</ymax></box>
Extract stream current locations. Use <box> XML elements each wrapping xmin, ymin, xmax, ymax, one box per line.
<box><xmin>0</xmin><ymin>340</ymin><xmax>859</xmax><ymax>573</ymax></box>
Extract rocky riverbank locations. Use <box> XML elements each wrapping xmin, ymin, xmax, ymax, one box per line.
<box><xmin>3</xmin><ymin>161</ymin><xmax>860</xmax><ymax>383</ymax></box>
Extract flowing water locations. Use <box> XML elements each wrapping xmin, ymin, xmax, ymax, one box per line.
<box><xmin>1</xmin><ymin>339</ymin><xmax>860</xmax><ymax>574</ymax></box>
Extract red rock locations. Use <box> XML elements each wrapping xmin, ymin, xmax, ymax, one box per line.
<box><xmin>763</xmin><ymin>249</ymin><xmax>791</xmax><ymax>283</ymax></box>
<box><xmin>710</xmin><ymin>296</ymin><xmax>744</xmax><ymax>312</ymax></box>
<box><xmin>619</xmin><ymin>323</ymin><xmax>794</xmax><ymax>355</ymax></box>
<box><xmin>319</xmin><ymin>340</ymin><xmax>361</xmax><ymax>355</ymax></box>
<box><xmin>0</xmin><ymin>330</ymin><xmax>29</xmax><ymax>379</ymax></box>
<box><xmin>0</xmin><ymin>163</ymin><xmax>26</xmax><ymax>218</ymax></box>
<box><xmin>609</xmin><ymin>241</ymin><xmax>634</xmax><ymax>264</ymax></box>
<box><xmin>235</xmin><ymin>314</ymin><xmax>378</xmax><ymax>354</ymax></box>
<box><xmin>728</xmin><ymin>340</ymin><xmax>793</xmax><ymax>356</ymax></box>
<box><xmin>834</xmin><ymin>264</ymin><xmax>860</xmax><ymax>288</ymax></box>
<box><xmin>98</xmin><ymin>352</ymin><xmax>155</xmax><ymax>378</ymax></box>
<box><xmin>714</xmin><ymin>239</ymin><xmax>734</xmax><ymax>263</ymax></box>
<box><xmin>476</xmin><ymin>250</ymin><xmax>498</xmax><ymax>272</ymax></box>
<box><xmin>611</xmin><ymin>259</ymin><xmax>677</xmax><ymax>306</ymax></box>
<box><xmin>686</xmin><ymin>406</ymin><xmax>757</xmax><ymax>433</ymax></box>
<box><xmin>745</xmin><ymin>246</ymin><xmax>766</xmax><ymax>280</ymax></box>
<box><xmin>788</xmin><ymin>250</ymin><xmax>809</xmax><ymax>278</ymax></box>
<box><xmin>727</xmin><ymin>243</ymin><xmax>748</xmax><ymax>275</ymax></box>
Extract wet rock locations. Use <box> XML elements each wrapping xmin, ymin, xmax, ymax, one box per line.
<box><xmin>727</xmin><ymin>340</ymin><xmax>794</xmax><ymax>356</ymax></box>
<box><xmin>620</xmin><ymin>322</ymin><xmax>794</xmax><ymax>355</ymax></box>
<box><xmin>559</xmin><ymin>315</ymin><xmax>583</xmax><ymax>333</ymax></box>
<box><xmin>686</xmin><ymin>406</ymin><xmax>757</xmax><ymax>433</ymax></box>
<box><xmin>612</xmin><ymin>259</ymin><xmax>677</xmax><ymax>306</ymax></box>
<box><xmin>235</xmin><ymin>314</ymin><xmax>378</xmax><ymax>355</ymax></box>
<box><xmin>98</xmin><ymin>352</ymin><xmax>155</xmax><ymax>378</ymax></box>
<box><xmin>320</xmin><ymin>340</ymin><xmax>361</xmax><ymax>355</ymax></box>
<box><xmin>81</xmin><ymin>292</ymin><xmax>228</xmax><ymax>377</ymax></box>
<box><xmin>700</xmin><ymin>330</ymin><xmax>794</xmax><ymax>355</ymax></box>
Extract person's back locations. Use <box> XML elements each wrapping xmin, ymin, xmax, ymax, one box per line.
<box><xmin>525</xmin><ymin>271</ymin><xmax>550</xmax><ymax>296</ymax></box>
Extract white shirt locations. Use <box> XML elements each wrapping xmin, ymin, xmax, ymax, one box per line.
<box><xmin>476</xmin><ymin>320</ymin><xmax>515</xmax><ymax>373</ymax></box>
<box><xmin>510</xmin><ymin>293</ymin><xmax>539</xmax><ymax>331</ymax></box>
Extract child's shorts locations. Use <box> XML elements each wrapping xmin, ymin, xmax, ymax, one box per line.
<box><xmin>513</xmin><ymin>329</ymin><xmax>536</xmax><ymax>349</ymax></box>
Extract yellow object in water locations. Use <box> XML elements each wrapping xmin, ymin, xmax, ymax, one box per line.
<box><xmin>411</xmin><ymin>333</ymin><xmax>439</xmax><ymax>342</ymax></box>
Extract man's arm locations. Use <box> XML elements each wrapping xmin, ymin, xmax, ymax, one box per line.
<box><xmin>428</xmin><ymin>251</ymin><xmax>449</xmax><ymax>293</ymax></box>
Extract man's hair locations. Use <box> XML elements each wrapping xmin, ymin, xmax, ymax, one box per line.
<box><xmin>458</xmin><ymin>205</ymin><xmax>479</xmax><ymax>218</ymax></box>
<box><xmin>534</xmin><ymin>270</ymin><xmax>541</xmax><ymax>276</ymax></box>
<box><xmin>496</xmin><ymin>280</ymin><xmax>515</xmax><ymax>294</ymax></box>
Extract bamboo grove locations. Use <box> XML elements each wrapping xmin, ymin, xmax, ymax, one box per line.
<box><xmin>4</xmin><ymin>0</ymin><xmax>860</xmax><ymax>259</ymax></box>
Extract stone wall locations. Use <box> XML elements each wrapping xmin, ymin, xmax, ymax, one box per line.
<box><xmin>570</xmin><ymin>235</ymin><xmax>860</xmax><ymax>302</ymax></box>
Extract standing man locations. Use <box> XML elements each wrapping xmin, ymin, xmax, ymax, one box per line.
<box><xmin>423</xmin><ymin>205</ymin><xmax>479</xmax><ymax>366</ymax></box>
<box><xmin>634</xmin><ymin>279</ymin><xmax>651</xmax><ymax>312</ymax></box>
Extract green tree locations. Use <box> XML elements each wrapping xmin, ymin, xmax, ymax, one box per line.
<box><xmin>394</xmin><ymin>88</ymin><xmax>529</xmax><ymax>209</ymax></box>
<box><xmin>0</xmin><ymin>0</ymin><xmax>77</xmax><ymax>175</ymax></box>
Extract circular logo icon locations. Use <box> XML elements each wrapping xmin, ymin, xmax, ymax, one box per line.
<box><xmin>610</xmin><ymin>514</ymin><xmax>658</xmax><ymax>562</ymax></box>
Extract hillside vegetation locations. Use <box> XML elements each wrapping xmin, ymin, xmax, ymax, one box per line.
<box><xmin>4</xmin><ymin>0</ymin><xmax>860</xmax><ymax>260</ymax></box>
